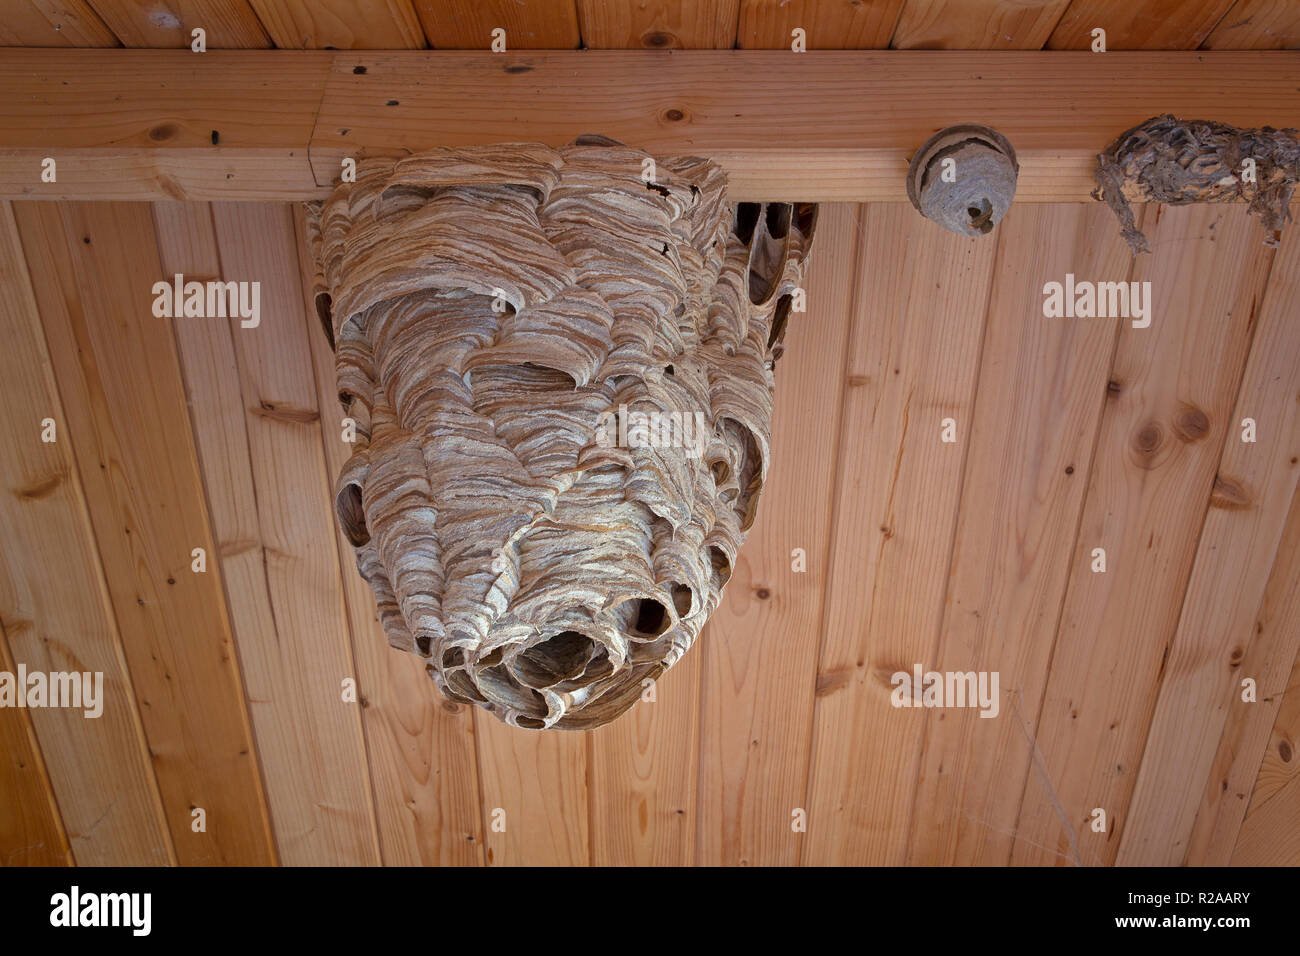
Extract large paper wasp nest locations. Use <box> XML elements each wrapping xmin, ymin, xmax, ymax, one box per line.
<box><xmin>307</xmin><ymin>141</ymin><xmax>814</xmax><ymax>729</ymax></box>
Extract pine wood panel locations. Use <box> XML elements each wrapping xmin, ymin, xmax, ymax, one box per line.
<box><xmin>153</xmin><ymin>201</ymin><xmax>380</xmax><ymax>864</ymax></box>
<box><xmin>0</xmin><ymin>48</ymin><xmax>332</xmax><ymax>202</ymax></box>
<box><xmin>290</xmin><ymin>206</ymin><xmax>484</xmax><ymax>866</ymax></box>
<box><xmin>906</xmin><ymin>203</ymin><xmax>1132</xmax><ymax>866</ymax></box>
<box><xmin>87</xmin><ymin>0</ymin><xmax>270</xmax><ymax>47</ymax></box>
<box><xmin>305</xmin><ymin>50</ymin><xmax>1300</xmax><ymax>205</ymax></box>
<box><xmin>13</xmin><ymin>201</ymin><xmax>275</xmax><ymax>865</ymax></box>
<box><xmin>802</xmin><ymin>203</ymin><xmax>998</xmax><ymax>865</ymax></box>
<box><xmin>738</xmin><ymin>0</ymin><xmax>902</xmax><ymax>48</ymax></box>
<box><xmin>577</xmin><ymin>0</ymin><xmax>739</xmax><ymax>48</ymax></box>
<box><xmin>248</xmin><ymin>0</ymin><xmax>425</xmax><ymax>49</ymax></box>
<box><xmin>694</xmin><ymin>204</ymin><xmax>858</xmax><ymax>866</ymax></box>
<box><xmin>0</xmin><ymin>1</ymin><xmax>118</xmax><ymax>46</ymax></box>
<box><xmin>892</xmin><ymin>0</ymin><xmax>1070</xmax><ymax>49</ymax></box>
<box><xmin>1231</xmin><ymin>770</ymin><xmax>1300</xmax><ymax>864</ymax></box>
<box><xmin>1185</xmin><ymin>481</ymin><xmax>1300</xmax><ymax>863</ymax></box>
<box><xmin>588</xmin><ymin>634</ymin><xmax>700</xmax><ymax>865</ymax></box>
<box><xmin>1011</xmin><ymin>204</ymin><xmax>1273</xmax><ymax>866</ymax></box>
<box><xmin>0</xmin><ymin>620</ymin><xmax>72</xmax><ymax>866</ymax></box>
<box><xmin>1203</xmin><ymin>0</ymin><xmax>1300</xmax><ymax>49</ymax></box>
<box><xmin>412</xmin><ymin>0</ymin><xmax>579</xmax><ymax>48</ymax></box>
<box><xmin>1049</xmin><ymin>0</ymin><xmax>1237</xmax><ymax>49</ymax></box>
<box><xmin>1243</xmin><ymin>588</ymin><xmax>1300</xmax><ymax>812</ymax></box>
<box><xmin>0</xmin><ymin>200</ymin><xmax>171</xmax><ymax>865</ymax></box>
<box><xmin>475</xmin><ymin>717</ymin><xmax>588</xmax><ymax>865</ymax></box>
<box><xmin>1117</xmin><ymin>221</ymin><xmax>1300</xmax><ymax>865</ymax></box>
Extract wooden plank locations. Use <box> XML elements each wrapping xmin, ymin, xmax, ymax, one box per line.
<box><xmin>1049</xmin><ymin>0</ymin><xmax>1236</xmax><ymax>49</ymax></box>
<box><xmin>738</xmin><ymin>0</ymin><xmax>902</xmax><ymax>48</ymax></box>
<box><xmin>801</xmin><ymin>203</ymin><xmax>998</xmax><ymax>865</ymax></box>
<box><xmin>305</xmin><ymin>50</ymin><xmax>1300</xmax><ymax>203</ymax></box>
<box><xmin>476</xmin><ymin>718</ymin><xmax>588</xmax><ymax>865</ymax></box>
<box><xmin>1186</xmin><ymin>481</ymin><xmax>1300</xmax><ymax>863</ymax></box>
<box><xmin>412</xmin><ymin>0</ymin><xmax>579</xmax><ymax>48</ymax></box>
<box><xmin>1243</xmin><ymin>595</ymin><xmax>1300</xmax><ymax>811</ymax></box>
<box><xmin>248</xmin><ymin>0</ymin><xmax>426</xmax><ymax>49</ymax></box>
<box><xmin>694</xmin><ymin>204</ymin><xmax>857</xmax><ymax>866</ymax></box>
<box><xmin>14</xmin><ymin>200</ymin><xmax>276</xmax><ymax>865</ymax></box>
<box><xmin>0</xmin><ymin>200</ymin><xmax>171</xmax><ymax>865</ymax></box>
<box><xmin>1232</xmin><ymin>770</ymin><xmax>1300</xmax><ymax>864</ymax></box>
<box><xmin>1009</xmin><ymin>204</ymin><xmax>1273</xmax><ymax>866</ymax></box>
<box><xmin>906</xmin><ymin>203</ymin><xmax>1132</xmax><ymax>865</ymax></box>
<box><xmin>0</xmin><ymin>49</ymin><xmax>331</xmax><ymax>201</ymax></box>
<box><xmin>892</xmin><ymin>0</ymin><xmax>1070</xmax><ymax>49</ymax></box>
<box><xmin>1117</xmin><ymin>221</ymin><xmax>1300</xmax><ymax>865</ymax></box>
<box><xmin>289</xmin><ymin>205</ymin><xmax>483</xmax><ymax>866</ymax></box>
<box><xmin>4</xmin><ymin>50</ymin><xmax>1299</xmax><ymax>202</ymax></box>
<box><xmin>87</xmin><ymin>0</ymin><xmax>270</xmax><ymax>47</ymax></box>
<box><xmin>1203</xmin><ymin>0</ymin><xmax>1300</xmax><ymax>49</ymax></box>
<box><xmin>0</xmin><ymin>1</ymin><xmax>118</xmax><ymax>46</ymax></box>
<box><xmin>0</xmin><ymin>621</ymin><xmax>72</xmax><ymax>866</ymax></box>
<box><xmin>577</xmin><ymin>0</ymin><xmax>739</xmax><ymax>48</ymax></box>
<box><xmin>589</xmin><ymin>638</ymin><xmax>700</xmax><ymax>865</ymax></box>
<box><xmin>174</xmin><ymin>201</ymin><xmax>379</xmax><ymax>865</ymax></box>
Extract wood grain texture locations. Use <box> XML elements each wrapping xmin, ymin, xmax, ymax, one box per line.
<box><xmin>1010</xmin><ymin>204</ymin><xmax>1272</xmax><ymax>866</ymax></box>
<box><xmin>87</xmin><ymin>0</ymin><xmax>270</xmax><ymax>47</ymax></box>
<box><xmin>1117</xmin><ymin>220</ymin><xmax>1300</xmax><ymax>865</ymax></box>
<box><xmin>1048</xmin><ymin>0</ymin><xmax>1237</xmax><ymax>49</ymax></box>
<box><xmin>0</xmin><ymin>200</ymin><xmax>172</xmax><ymax>866</ymax></box>
<box><xmin>802</xmin><ymin>202</ymin><xmax>997</xmax><ymax>865</ymax></box>
<box><xmin>155</xmin><ymin>201</ymin><xmax>380</xmax><ymax>864</ymax></box>
<box><xmin>588</xmin><ymin>650</ymin><xmax>699</xmax><ymax>865</ymax></box>
<box><xmin>291</xmin><ymin>205</ymin><xmax>483</xmax><ymax>866</ymax></box>
<box><xmin>1232</xmin><ymin>769</ymin><xmax>1300</xmax><ymax>864</ymax></box>
<box><xmin>0</xmin><ymin>620</ymin><xmax>72</xmax><ymax>866</ymax></box>
<box><xmin>906</xmin><ymin>203</ymin><xmax>1131</xmax><ymax>866</ymax></box>
<box><xmin>13</xmin><ymin>200</ymin><xmax>275</xmax><ymax>865</ymax></box>
<box><xmin>0</xmin><ymin>49</ymin><xmax>331</xmax><ymax>201</ymax></box>
<box><xmin>249</xmin><ymin>0</ymin><xmax>425</xmax><ymax>49</ymax></box>
<box><xmin>306</xmin><ymin>50</ymin><xmax>1300</xmax><ymax>204</ymax></box>
<box><xmin>892</xmin><ymin>0</ymin><xmax>1070</xmax><ymax>49</ymax></box>
<box><xmin>413</xmin><ymin>0</ymin><xmax>579</xmax><ymax>48</ymax></box>
<box><xmin>0</xmin><ymin>0</ymin><xmax>118</xmax><ymax>46</ymax></box>
<box><xmin>475</xmin><ymin>717</ymin><xmax>588</xmax><ymax>864</ymax></box>
<box><xmin>694</xmin><ymin>203</ymin><xmax>857</xmax><ymax>866</ymax></box>
<box><xmin>1185</xmin><ymin>480</ymin><xmax>1300</xmax><ymax>863</ymax></box>
<box><xmin>1202</xmin><ymin>0</ymin><xmax>1300</xmax><ymax>49</ymax></box>
<box><xmin>738</xmin><ymin>0</ymin><xmax>902</xmax><ymax>48</ymax></box>
<box><xmin>578</xmin><ymin>0</ymin><xmax>739</xmax><ymax>48</ymax></box>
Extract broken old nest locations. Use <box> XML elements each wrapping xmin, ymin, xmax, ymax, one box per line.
<box><xmin>306</xmin><ymin>141</ymin><xmax>814</xmax><ymax>729</ymax></box>
<box><xmin>1094</xmin><ymin>114</ymin><xmax>1300</xmax><ymax>254</ymax></box>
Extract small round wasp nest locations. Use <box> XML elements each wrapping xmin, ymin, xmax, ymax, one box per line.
<box><xmin>307</xmin><ymin>142</ymin><xmax>814</xmax><ymax>729</ymax></box>
<box><xmin>907</xmin><ymin>124</ymin><xmax>1019</xmax><ymax>237</ymax></box>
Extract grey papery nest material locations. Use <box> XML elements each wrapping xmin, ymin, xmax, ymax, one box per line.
<box><xmin>306</xmin><ymin>142</ymin><xmax>815</xmax><ymax>729</ymax></box>
<box><xmin>1094</xmin><ymin>114</ymin><xmax>1300</xmax><ymax>254</ymax></box>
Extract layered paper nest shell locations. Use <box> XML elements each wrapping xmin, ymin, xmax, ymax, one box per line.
<box><xmin>306</xmin><ymin>142</ymin><xmax>814</xmax><ymax>729</ymax></box>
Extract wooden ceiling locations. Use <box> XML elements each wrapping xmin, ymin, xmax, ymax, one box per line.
<box><xmin>1</xmin><ymin>0</ymin><xmax>1298</xmax><ymax>50</ymax></box>
<box><xmin>2</xmin><ymin>1</ymin><xmax>1299</xmax><ymax>868</ymax></box>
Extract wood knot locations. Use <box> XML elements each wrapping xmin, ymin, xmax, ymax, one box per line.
<box><xmin>1132</xmin><ymin>421</ymin><xmax>1164</xmax><ymax>466</ymax></box>
<box><xmin>1229</xmin><ymin>646</ymin><xmax>1244</xmax><ymax>668</ymax></box>
<box><xmin>1210</xmin><ymin>473</ymin><xmax>1252</xmax><ymax>509</ymax></box>
<box><xmin>148</xmin><ymin>123</ymin><xmax>178</xmax><ymax>142</ymax></box>
<box><xmin>1280</xmin><ymin>740</ymin><xmax>1293</xmax><ymax>763</ymax></box>
<box><xmin>642</xmin><ymin>31</ymin><xmax>675</xmax><ymax>48</ymax></box>
<box><xmin>504</xmin><ymin>63</ymin><xmax>532</xmax><ymax>74</ymax></box>
<box><xmin>755</xmin><ymin>587</ymin><xmax>770</xmax><ymax>600</ymax></box>
<box><xmin>441</xmin><ymin>699</ymin><xmax>461</xmax><ymax>715</ymax></box>
<box><xmin>663</xmin><ymin>107</ymin><xmax>686</xmax><ymax>123</ymax></box>
<box><xmin>1173</xmin><ymin>404</ymin><xmax>1210</xmax><ymax>442</ymax></box>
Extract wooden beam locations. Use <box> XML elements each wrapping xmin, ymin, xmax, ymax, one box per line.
<box><xmin>1</xmin><ymin>49</ymin><xmax>1298</xmax><ymax>202</ymax></box>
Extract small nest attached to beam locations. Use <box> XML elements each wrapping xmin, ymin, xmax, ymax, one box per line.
<box><xmin>307</xmin><ymin>143</ymin><xmax>814</xmax><ymax>729</ymax></box>
<box><xmin>1094</xmin><ymin>114</ymin><xmax>1300</xmax><ymax>254</ymax></box>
